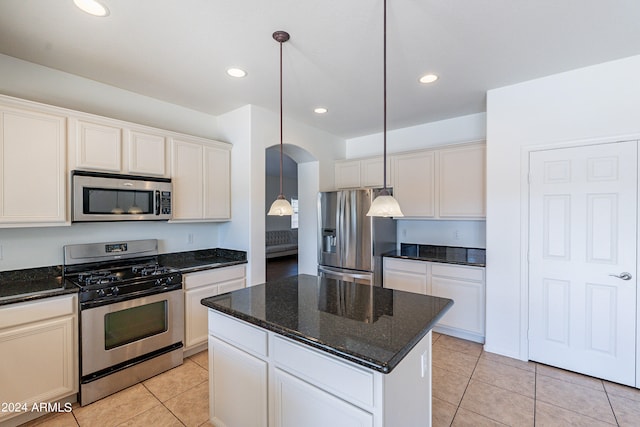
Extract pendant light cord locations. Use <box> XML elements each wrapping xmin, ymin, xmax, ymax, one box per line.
<box><xmin>383</xmin><ymin>0</ymin><xmax>388</xmax><ymax>192</ymax></box>
<box><xmin>279</xmin><ymin>37</ymin><xmax>285</xmax><ymax>198</ymax></box>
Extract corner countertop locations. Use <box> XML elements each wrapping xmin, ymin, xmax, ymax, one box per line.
<box><xmin>384</xmin><ymin>243</ymin><xmax>486</xmax><ymax>267</ymax></box>
<box><xmin>158</xmin><ymin>248</ymin><xmax>247</xmax><ymax>273</ymax></box>
<box><xmin>201</xmin><ymin>274</ymin><xmax>453</xmax><ymax>374</ymax></box>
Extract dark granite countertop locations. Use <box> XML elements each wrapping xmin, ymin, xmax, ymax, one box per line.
<box><xmin>384</xmin><ymin>243</ymin><xmax>486</xmax><ymax>267</ymax></box>
<box><xmin>0</xmin><ymin>247</ymin><xmax>247</xmax><ymax>307</ymax></box>
<box><xmin>158</xmin><ymin>248</ymin><xmax>247</xmax><ymax>273</ymax></box>
<box><xmin>0</xmin><ymin>266</ymin><xmax>78</xmax><ymax>307</ymax></box>
<box><xmin>201</xmin><ymin>274</ymin><xmax>453</xmax><ymax>374</ymax></box>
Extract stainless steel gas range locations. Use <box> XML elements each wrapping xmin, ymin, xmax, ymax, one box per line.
<box><xmin>63</xmin><ymin>239</ymin><xmax>184</xmax><ymax>406</ymax></box>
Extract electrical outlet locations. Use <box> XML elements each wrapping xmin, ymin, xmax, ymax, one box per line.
<box><xmin>454</xmin><ymin>230</ymin><xmax>461</xmax><ymax>240</ymax></box>
<box><xmin>402</xmin><ymin>229</ymin><xmax>407</xmax><ymax>238</ymax></box>
<box><xmin>187</xmin><ymin>233</ymin><xmax>194</xmax><ymax>245</ymax></box>
<box><xmin>0</xmin><ymin>244</ymin><xmax>3</xmax><ymax>260</ymax></box>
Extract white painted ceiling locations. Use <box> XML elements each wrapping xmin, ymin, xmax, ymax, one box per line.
<box><xmin>0</xmin><ymin>0</ymin><xmax>639</xmax><ymax>139</ymax></box>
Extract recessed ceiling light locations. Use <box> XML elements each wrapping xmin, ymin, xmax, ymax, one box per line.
<box><xmin>73</xmin><ymin>0</ymin><xmax>109</xmax><ymax>17</ymax></box>
<box><xmin>314</xmin><ymin>107</ymin><xmax>328</xmax><ymax>114</ymax></box>
<box><xmin>226</xmin><ymin>68</ymin><xmax>247</xmax><ymax>78</ymax></box>
<box><xmin>419</xmin><ymin>73</ymin><xmax>439</xmax><ymax>84</ymax></box>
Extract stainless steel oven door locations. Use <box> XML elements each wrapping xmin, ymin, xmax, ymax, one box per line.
<box><xmin>80</xmin><ymin>289</ymin><xmax>183</xmax><ymax>376</ymax></box>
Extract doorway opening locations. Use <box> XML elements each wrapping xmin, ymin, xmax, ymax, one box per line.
<box><xmin>265</xmin><ymin>145</ymin><xmax>298</xmax><ymax>281</ymax></box>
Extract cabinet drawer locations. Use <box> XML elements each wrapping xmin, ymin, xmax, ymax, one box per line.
<box><xmin>431</xmin><ymin>263</ymin><xmax>484</xmax><ymax>282</ymax></box>
<box><xmin>184</xmin><ymin>265</ymin><xmax>245</xmax><ymax>290</ymax></box>
<box><xmin>0</xmin><ymin>295</ymin><xmax>76</xmax><ymax>329</ymax></box>
<box><xmin>383</xmin><ymin>257</ymin><xmax>427</xmax><ymax>274</ymax></box>
<box><xmin>273</xmin><ymin>336</ymin><xmax>375</xmax><ymax>409</ymax></box>
<box><xmin>208</xmin><ymin>311</ymin><xmax>267</xmax><ymax>358</ymax></box>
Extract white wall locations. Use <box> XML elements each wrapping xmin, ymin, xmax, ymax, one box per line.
<box><xmin>397</xmin><ymin>220</ymin><xmax>486</xmax><ymax>249</ymax></box>
<box><xmin>346</xmin><ymin>113</ymin><xmax>486</xmax><ymax>158</ymax></box>
<box><xmin>0</xmin><ymin>222</ymin><xmax>217</xmax><ymax>270</ymax></box>
<box><xmin>298</xmin><ymin>162</ymin><xmax>320</xmax><ymax>276</ymax></box>
<box><xmin>0</xmin><ymin>54</ymin><xmax>221</xmax><ymax>139</ymax></box>
<box><xmin>485</xmin><ymin>54</ymin><xmax>640</xmax><ymax>359</ymax></box>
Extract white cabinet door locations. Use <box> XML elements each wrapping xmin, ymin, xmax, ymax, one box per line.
<box><xmin>383</xmin><ymin>258</ymin><xmax>429</xmax><ymax>294</ymax></box>
<box><xmin>73</xmin><ymin>118</ymin><xmax>122</xmax><ymax>172</ymax></box>
<box><xmin>0</xmin><ymin>295</ymin><xmax>77</xmax><ymax>426</ymax></box>
<box><xmin>431</xmin><ymin>276</ymin><xmax>485</xmax><ymax>336</ymax></box>
<box><xmin>184</xmin><ymin>266</ymin><xmax>246</xmax><ymax>350</ymax></box>
<box><xmin>204</xmin><ymin>144</ymin><xmax>231</xmax><ymax>220</ymax></box>
<box><xmin>392</xmin><ymin>151</ymin><xmax>435</xmax><ymax>217</ymax></box>
<box><xmin>360</xmin><ymin>157</ymin><xmax>386</xmax><ymax>188</ymax></box>
<box><xmin>438</xmin><ymin>144</ymin><xmax>486</xmax><ymax>218</ymax></box>
<box><xmin>209</xmin><ymin>336</ymin><xmax>268</xmax><ymax>427</ymax></box>
<box><xmin>273</xmin><ymin>368</ymin><xmax>373</xmax><ymax>427</ymax></box>
<box><xmin>0</xmin><ymin>107</ymin><xmax>66</xmax><ymax>225</ymax></box>
<box><xmin>171</xmin><ymin>138</ymin><xmax>231</xmax><ymax>221</ymax></box>
<box><xmin>171</xmin><ymin>139</ymin><xmax>204</xmax><ymax>220</ymax></box>
<box><xmin>335</xmin><ymin>160</ymin><xmax>361</xmax><ymax>189</ymax></box>
<box><xmin>185</xmin><ymin>284</ymin><xmax>218</xmax><ymax>349</ymax></box>
<box><xmin>127</xmin><ymin>130</ymin><xmax>167</xmax><ymax>177</ymax></box>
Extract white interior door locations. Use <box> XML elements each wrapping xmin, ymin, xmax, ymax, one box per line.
<box><xmin>528</xmin><ymin>141</ymin><xmax>637</xmax><ymax>386</ymax></box>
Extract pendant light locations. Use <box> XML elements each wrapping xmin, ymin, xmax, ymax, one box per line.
<box><xmin>366</xmin><ymin>0</ymin><xmax>404</xmax><ymax>218</ymax></box>
<box><xmin>267</xmin><ymin>31</ymin><xmax>294</xmax><ymax>216</ymax></box>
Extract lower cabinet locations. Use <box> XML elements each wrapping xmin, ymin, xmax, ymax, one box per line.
<box><xmin>183</xmin><ymin>265</ymin><xmax>245</xmax><ymax>352</ymax></box>
<box><xmin>383</xmin><ymin>257</ymin><xmax>485</xmax><ymax>343</ymax></box>
<box><xmin>209</xmin><ymin>336</ymin><xmax>268</xmax><ymax>427</ymax></box>
<box><xmin>207</xmin><ymin>310</ymin><xmax>432</xmax><ymax>427</ymax></box>
<box><xmin>383</xmin><ymin>257</ymin><xmax>429</xmax><ymax>294</ymax></box>
<box><xmin>0</xmin><ymin>295</ymin><xmax>78</xmax><ymax>425</ymax></box>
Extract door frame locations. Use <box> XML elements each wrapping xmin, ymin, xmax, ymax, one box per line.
<box><xmin>519</xmin><ymin>134</ymin><xmax>640</xmax><ymax>387</ymax></box>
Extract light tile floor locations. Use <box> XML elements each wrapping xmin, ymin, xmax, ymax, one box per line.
<box><xmin>24</xmin><ymin>333</ymin><xmax>640</xmax><ymax>426</ymax></box>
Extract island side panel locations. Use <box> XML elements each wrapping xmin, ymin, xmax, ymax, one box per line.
<box><xmin>383</xmin><ymin>331</ymin><xmax>432</xmax><ymax>427</ymax></box>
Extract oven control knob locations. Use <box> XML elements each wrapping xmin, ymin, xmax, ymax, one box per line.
<box><xmin>112</xmin><ymin>286</ymin><xmax>120</xmax><ymax>296</ymax></box>
<box><xmin>155</xmin><ymin>278</ymin><xmax>163</xmax><ymax>286</ymax></box>
<box><xmin>97</xmin><ymin>289</ymin><xmax>105</xmax><ymax>297</ymax></box>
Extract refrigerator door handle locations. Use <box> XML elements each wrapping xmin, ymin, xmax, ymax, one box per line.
<box><xmin>317</xmin><ymin>265</ymin><xmax>373</xmax><ymax>282</ymax></box>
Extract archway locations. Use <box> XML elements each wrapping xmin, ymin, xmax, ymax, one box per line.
<box><xmin>265</xmin><ymin>143</ymin><xmax>318</xmax><ymax>281</ymax></box>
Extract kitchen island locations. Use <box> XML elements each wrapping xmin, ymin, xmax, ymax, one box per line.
<box><xmin>201</xmin><ymin>274</ymin><xmax>452</xmax><ymax>427</ymax></box>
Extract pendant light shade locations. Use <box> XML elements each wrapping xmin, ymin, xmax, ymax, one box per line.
<box><xmin>366</xmin><ymin>0</ymin><xmax>404</xmax><ymax>218</ymax></box>
<box><xmin>268</xmin><ymin>30</ymin><xmax>294</xmax><ymax>217</ymax></box>
<box><xmin>268</xmin><ymin>194</ymin><xmax>294</xmax><ymax>216</ymax></box>
<box><xmin>367</xmin><ymin>189</ymin><xmax>403</xmax><ymax>217</ymax></box>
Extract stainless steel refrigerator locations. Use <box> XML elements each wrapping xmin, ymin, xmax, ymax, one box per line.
<box><xmin>317</xmin><ymin>189</ymin><xmax>397</xmax><ymax>286</ymax></box>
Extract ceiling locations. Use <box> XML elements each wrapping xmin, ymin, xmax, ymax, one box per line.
<box><xmin>0</xmin><ymin>1</ymin><xmax>639</xmax><ymax>140</ymax></box>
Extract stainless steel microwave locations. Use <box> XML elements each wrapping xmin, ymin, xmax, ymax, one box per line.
<box><xmin>72</xmin><ymin>170</ymin><xmax>172</xmax><ymax>222</ymax></box>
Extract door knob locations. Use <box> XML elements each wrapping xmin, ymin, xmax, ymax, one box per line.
<box><xmin>609</xmin><ymin>272</ymin><xmax>632</xmax><ymax>280</ymax></box>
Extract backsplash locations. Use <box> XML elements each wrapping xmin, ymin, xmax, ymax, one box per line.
<box><xmin>396</xmin><ymin>219</ymin><xmax>486</xmax><ymax>249</ymax></box>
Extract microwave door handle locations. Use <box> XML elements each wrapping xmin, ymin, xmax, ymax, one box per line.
<box><xmin>155</xmin><ymin>190</ymin><xmax>160</xmax><ymax>215</ymax></box>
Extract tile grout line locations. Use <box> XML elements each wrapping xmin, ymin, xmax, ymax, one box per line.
<box><xmin>602</xmin><ymin>382</ymin><xmax>621</xmax><ymax>427</ymax></box>
<box><xmin>447</xmin><ymin>347</ymin><xmax>483</xmax><ymax>426</ymax></box>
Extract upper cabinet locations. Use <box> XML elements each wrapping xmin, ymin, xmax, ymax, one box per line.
<box><xmin>390</xmin><ymin>142</ymin><xmax>485</xmax><ymax>219</ymax></box>
<box><xmin>0</xmin><ymin>104</ymin><xmax>67</xmax><ymax>227</ymax></box>
<box><xmin>69</xmin><ymin>117</ymin><xmax>169</xmax><ymax>177</ymax></box>
<box><xmin>334</xmin><ymin>156</ymin><xmax>390</xmax><ymax>189</ymax></box>
<box><xmin>438</xmin><ymin>144</ymin><xmax>486</xmax><ymax>218</ymax></box>
<box><xmin>391</xmin><ymin>150</ymin><xmax>436</xmax><ymax>217</ymax></box>
<box><xmin>171</xmin><ymin>137</ymin><xmax>231</xmax><ymax>222</ymax></box>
